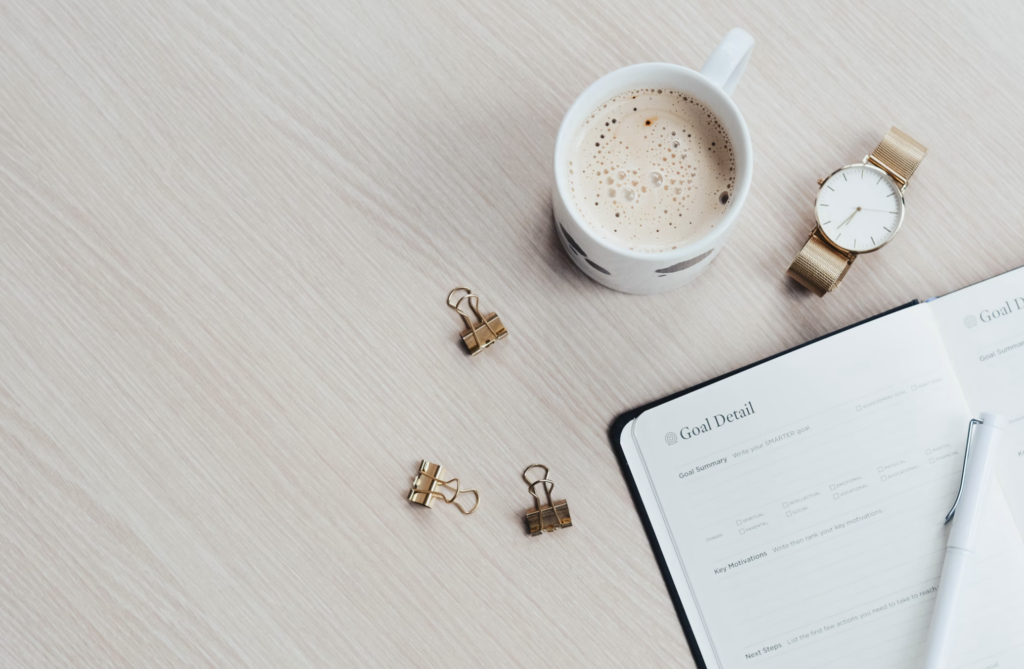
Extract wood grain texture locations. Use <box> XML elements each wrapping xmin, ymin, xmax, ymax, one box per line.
<box><xmin>2</xmin><ymin>1</ymin><xmax>1023</xmax><ymax>666</ymax></box>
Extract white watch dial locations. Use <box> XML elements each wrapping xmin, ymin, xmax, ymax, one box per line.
<box><xmin>815</xmin><ymin>165</ymin><xmax>905</xmax><ymax>253</ymax></box>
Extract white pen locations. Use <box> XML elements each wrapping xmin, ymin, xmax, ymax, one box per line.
<box><xmin>923</xmin><ymin>412</ymin><xmax>1007</xmax><ymax>669</ymax></box>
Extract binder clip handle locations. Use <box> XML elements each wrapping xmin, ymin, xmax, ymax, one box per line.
<box><xmin>418</xmin><ymin>473</ymin><xmax>480</xmax><ymax>515</ymax></box>
<box><xmin>523</xmin><ymin>464</ymin><xmax>555</xmax><ymax>507</ymax></box>
<box><xmin>527</xmin><ymin>479</ymin><xmax>556</xmax><ymax>513</ymax></box>
<box><xmin>522</xmin><ymin>464</ymin><xmax>551</xmax><ymax>487</ymax></box>
<box><xmin>447</xmin><ymin>287</ymin><xmax>476</xmax><ymax>329</ymax></box>
<box><xmin>443</xmin><ymin>478</ymin><xmax>480</xmax><ymax>515</ymax></box>
<box><xmin>448</xmin><ymin>289</ymin><xmax>485</xmax><ymax>332</ymax></box>
<box><xmin>446</xmin><ymin>287</ymin><xmax>472</xmax><ymax>310</ymax></box>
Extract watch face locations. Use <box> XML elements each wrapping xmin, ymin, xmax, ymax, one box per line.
<box><xmin>815</xmin><ymin>165</ymin><xmax>905</xmax><ymax>253</ymax></box>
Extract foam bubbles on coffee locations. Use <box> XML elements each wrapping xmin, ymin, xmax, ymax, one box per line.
<box><xmin>567</xmin><ymin>89</ymin><xmax>736</xmax><ymax>252</ymax></box>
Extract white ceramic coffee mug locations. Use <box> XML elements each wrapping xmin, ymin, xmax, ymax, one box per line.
<box><xmin>552</xmin><ymin>29</ymin><xmax>754</xmax><ymax>294</ymax></box>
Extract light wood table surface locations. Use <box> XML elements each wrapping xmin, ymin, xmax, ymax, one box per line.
<box><xmin>3</xmin><ymin>1</ymin><xmax>1024</xmax><ymax>667</ymax></box>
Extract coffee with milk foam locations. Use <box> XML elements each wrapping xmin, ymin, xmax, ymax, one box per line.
<box><xmin>567</xmin><ymin>89</ymin><xmax>736</xmax><ymax>252</ymax></box>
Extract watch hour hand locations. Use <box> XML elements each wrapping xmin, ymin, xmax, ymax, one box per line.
<box><xmin>836</xmin><ymin>207</ymin><xmax>862</xmax><ymax>229</ymax></box>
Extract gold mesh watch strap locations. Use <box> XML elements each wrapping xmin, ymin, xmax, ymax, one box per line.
<box><xmin>867</xmin><ymin>127</ymin><xmax>928</xmax><ymax>186</ymax></box>
<box><xmin>786</xmin><ymin>230</ymin><xmax>855</xmax><ymax>297</ymax></box>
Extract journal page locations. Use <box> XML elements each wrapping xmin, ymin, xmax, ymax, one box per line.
<box><xmin>927</xmin><ymin>266</ymin><xmax>1024</xmax><ymax>536</ymax></box>
<box><xmin>621</xmin><ymin>304</ymin><xmax>1024</xmax><ymax>668</ymax></box>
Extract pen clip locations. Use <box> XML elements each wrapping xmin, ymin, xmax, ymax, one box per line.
<box><xmin>945</xmin><ymin>418</ymin><xmax>984</xmax><ymax>525</ymax></box>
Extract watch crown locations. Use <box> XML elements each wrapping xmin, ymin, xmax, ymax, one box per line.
<box><xmin>817</xmin><ymin>178</ymin><xmax>826</xmax><ymax>186</ymax></box>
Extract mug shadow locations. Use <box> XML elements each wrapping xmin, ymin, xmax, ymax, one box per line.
<box><xmin>541</xmin><ymin>205</ymin><xmax>592</xmax><ymax>287</ymax></box>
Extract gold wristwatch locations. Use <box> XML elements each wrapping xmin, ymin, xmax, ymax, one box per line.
<box><xmin>787</xmin><ymin>127</ymin><xmax>927</xmax><ymax>296</ymax></box>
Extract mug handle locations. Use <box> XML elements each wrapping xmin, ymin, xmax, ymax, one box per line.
<box><xmin>700</xmin><ymin>28</ymin><xmax>754</xmax><ymax>97</ymax></box>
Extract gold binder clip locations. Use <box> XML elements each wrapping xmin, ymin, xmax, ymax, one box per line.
<box><xmin>522</xmin><ymin>464</ymin><xmax>572</xmax><ymax>536</ymax></box>
<box><xmin>447</xmin><ymin>287</ymin><xmax>507</xmax><ymax>355</ymax></box>
<box><xmin>407</xmin><ymin>460</ymin><xmax>480</xmax><ymax>514</ymax></box>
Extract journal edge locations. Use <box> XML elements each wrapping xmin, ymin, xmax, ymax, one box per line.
<box><xmin>608</xmin><ymin>300</ymin><xmax>920</xmax><ymax>669</ymax></box>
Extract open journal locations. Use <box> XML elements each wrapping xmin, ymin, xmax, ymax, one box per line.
<box><xmin>614</xmin><ymin>265</ymin><xmax>1024</xmax><ymax>669</ymax></box>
